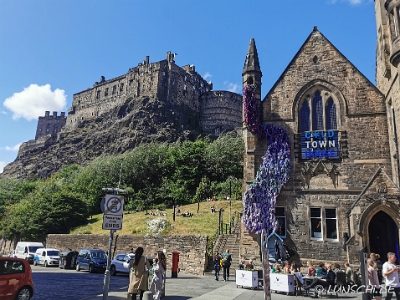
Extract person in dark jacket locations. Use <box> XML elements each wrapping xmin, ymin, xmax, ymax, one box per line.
<box><xmin>213</xmin><ymin>253</ymin><xmax>221</xmax><ymax>281</ymax></box>
<box><xmin>305</xmin><ymin>263</ymin><xmax>336</xmax><ymax>290</ymax></box>
<box><xmin>221</xmin><ymin>249</ymin><xmax>232</xmax><ymax>281</ymax></box>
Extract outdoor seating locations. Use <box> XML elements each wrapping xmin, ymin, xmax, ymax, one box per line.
<box><xmin>293</xmin><ymin>272</ymin><xmax>308</xmax><ymax>296</ymax></box>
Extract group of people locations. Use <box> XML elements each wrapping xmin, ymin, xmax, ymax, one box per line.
<box><xmin>127</xmin><ymin>247</ymin><xmax>166</xmax><ymax>300</ymax></box>
<box><xmin>238</xmin><ymin>259</ymin><xmax>254</xmax><ymax>270</ymax></box>
<box><xmin>213</xmin><ymin>249</ymin><xmax>232</xmax><ymax>281</ymax></box>
<box><xmin>285</xmin><ymin>251</ymin><xmax>399</xmax><ymax>300</ymax></box>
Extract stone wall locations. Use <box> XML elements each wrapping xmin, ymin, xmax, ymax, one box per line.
<box><xmin>46</xmin><ymin>234</ymin><xmax>208</xmax><ymax>275</ymax></box>
<box><xmin>200</xmin><ymin>91</ymin><xmax>242</xmax><ymax>135</ymax></box>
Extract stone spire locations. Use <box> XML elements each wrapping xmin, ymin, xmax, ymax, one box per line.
<box><xmin>242</xmin><ymin>38</ymin><xmax>261</xmax><ymax>75</ymax></box>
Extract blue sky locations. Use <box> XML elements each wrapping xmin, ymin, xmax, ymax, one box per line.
<box><xmin>0</xmin><ymin>0</ymin><xmax>376</xmax><ymax>173</ymax></box>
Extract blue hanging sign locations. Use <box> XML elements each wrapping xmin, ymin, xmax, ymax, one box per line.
<box><xmin>300</xmin><ymin>130</ymin><xmax>340</xmax><ymax>159</ymax></box>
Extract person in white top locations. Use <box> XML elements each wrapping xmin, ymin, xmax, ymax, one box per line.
<box><xmin>382</xmin><ymin>252</ymin><xmax>400</xmax><ymax>300</ymax></box>
<box><xmin>368</xmin><ymin>258</ymin><xmax>382</xmax><ymax>300</ymax></box>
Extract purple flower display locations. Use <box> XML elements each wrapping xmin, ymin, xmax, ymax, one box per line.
<box><xmin>242</xmin><ymin>84</ymin><xmax>291</xmax><ymax>234</ymax></box>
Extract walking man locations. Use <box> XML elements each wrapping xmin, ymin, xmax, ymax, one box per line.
<box><xmin>221</xmin><ymin>249</ymin><xmax>232</xmax><ymax>281</ymax></box>
<box><xmin>383</xmin><ymin>252</ymin><xmax>400</xmax><ymax>300</ymax></box>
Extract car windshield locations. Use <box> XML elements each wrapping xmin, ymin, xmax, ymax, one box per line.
<box><xmin>29</xmin><ymin>246</ymin><xmax>41</xmax><ymax>253</ymax></box>
<box><xmin>91</xmin><ymin>251</ymin><xmax>107</xmax><ymax>259</ymax></box>
<box><xmin>47</xmin><ymin>250</ymin><xmax>60</xmax><ymax>256</ymax></box>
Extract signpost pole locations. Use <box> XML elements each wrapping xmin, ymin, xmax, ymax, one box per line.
<box><xmin>101</xmin><ymin>187</ymin><xmax>126</xmax><ymax>300</ymax></box>
<box><xmin>103</xmin><ymin>230</ymin><xmax>114</xmax><ymax>300</ymax></box>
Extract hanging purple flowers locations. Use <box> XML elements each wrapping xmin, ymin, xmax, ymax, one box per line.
<box><xmin>242</xmin><ymin>84</ymin><xmax>291</xmax><ymax>234</ymax></box>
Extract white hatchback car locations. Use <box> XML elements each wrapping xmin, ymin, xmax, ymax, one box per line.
<box><xmin>110</xmin><ymin>253</ymin><xmax>134</xmax><ymax>276</ymax></box>
<box><xmin>33</xmin><ymin>248</ymin><xmax>60</xmax><ymax>267</ymax></box>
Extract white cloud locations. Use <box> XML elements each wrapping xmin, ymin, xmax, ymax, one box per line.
<box><xmin>223</xmin><ymin>81</ymin><xmax>241</xmax><ymax>93</ymax></box>
<box><xmin>5</xmin><ymin>143</ymin><xmax>21</xmax><ymax>152</ymax></box>
<box><xmin>203</xmin><ymin>72</ymin><xmax>212</xmax><ymax>80</ymax></box>
<box><xmin>3</xmin><ymin>84</ymin><xmax>67</xmax><ymax>121</ymax></box>
<box><xmin>1</xmin><ymin>110</ymin><xmax>6</xmax><ymax>114</ymax></box>
<box><xmin>0</xmin><ymin>161</ymin><xmax>6</xmax><ymax>174</ymax></box>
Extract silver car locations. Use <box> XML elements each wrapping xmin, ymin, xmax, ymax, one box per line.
<box><xmin>110</xmin><ymin>253</ymin><xmax>134</xmax><ymax>276</ymax></box>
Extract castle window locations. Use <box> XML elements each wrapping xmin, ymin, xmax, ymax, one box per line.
<box><xmin>105</xmin><ymin>88</ymin><xmax>109</xmax><ymax>96</ymax></box>
<box><xmin>129</xmin><ymin>79</ymin><xmax>133</xmax><ymax>86</ymax></box>
<box><xmin>96</xmin><ymin>91</ymin><xmax>100</xmax><ymax>99</ymax></box>
<box><xmin>120</xmin><ymin>83</ymin><xmax>124</xmax><ymax>91</ymax></box>
<box><xmin>112</xmin><ymin>85</ymin><xmax>116</xmax><ymax>94</ymax></box>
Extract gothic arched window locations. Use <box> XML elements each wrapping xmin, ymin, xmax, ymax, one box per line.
<box><xmin>299</xmin><ymin>101</ymin><xmax>310</xmax><ymax>132</ymax></box>
<box><xmin>312</xmin><ymin>91</ymin><xmax>324</xmax><ymax>131</ymax></box>
<box><xmin>298</xmin><ymin>89</ymin><xmax>340</xmax><ymax>160</ymax></box>
<box><xmin>325</xmin><ymin>98</ymin><xmax>337</xmax><ymax>130</ymax></box>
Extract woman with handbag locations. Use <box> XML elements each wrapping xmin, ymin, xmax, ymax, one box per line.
<box><xmin>128</xmin><ymin>247</ymin><xmax>150</xmax><ymax>300</ymax></box>
<box><xmin>150</xmin><ymin>251</ymin><xmax>166</xmax><ymax>300</ymax></box>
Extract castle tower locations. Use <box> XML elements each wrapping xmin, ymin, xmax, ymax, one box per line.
<box><xmin>242</xmin><ymin>38</ymin><xmax>262</xmax><ymax>187</ymax></box>
<box><xmin>375</xmin><ymin>0</ymin><xmax>400</xmax><ymax>185</ymax></box>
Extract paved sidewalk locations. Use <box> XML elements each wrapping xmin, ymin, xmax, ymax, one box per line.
<box><xmin>86</xmin><ymin>272</ymin><xmax>365</xmax><ymax>300</ymax></box>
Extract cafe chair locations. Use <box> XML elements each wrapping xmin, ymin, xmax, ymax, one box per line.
<box><xmin>336</xmin><ymin>272</ymin><xmax>346</xmax><ymax>289</ymax></box>
<box><xmin>294</xmin><ymin>272</ymin><xmax>308</xmax><ymax>296</ymax></box>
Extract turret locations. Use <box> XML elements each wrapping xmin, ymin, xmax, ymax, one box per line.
<box><xmin>242</xmin><ymin>38</ymin><xmax>263</xmax><ymax>187</ymax></box>
<box><xmin>385</xmin><ymin>0</ymin><xmax>400</xmax><ymax>67</ymax></box>
<box><xmin>242</xmin><ymin>38</ymin><xmax>262</xmax><ymax>101</ymax></box>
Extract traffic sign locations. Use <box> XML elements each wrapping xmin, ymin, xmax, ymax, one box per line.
<box><xmin>102</xmin><ymin>214</ymin><xmax>123</xmax><ymax>230</ymax></box>
<box><xmin>103</xmin><ymin>195</ymin><xmax>124</xmax><ymax>215</ymax></box>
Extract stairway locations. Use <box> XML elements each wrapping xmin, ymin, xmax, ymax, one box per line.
<box><xmin>205</xmin><ymin>221</ymin><xmax>241</xmax><ymax>276</ymax></box>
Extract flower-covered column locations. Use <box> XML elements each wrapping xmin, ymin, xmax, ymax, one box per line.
<box><xmin>242</xmin><ymin>83</ymin><xmax>291</xmax><ymax>300</ymax></box>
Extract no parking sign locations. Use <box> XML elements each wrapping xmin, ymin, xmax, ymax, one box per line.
<box><xmin>102</xmin><ymin>194</ymin><xmax>124</xmax><ymax>230</ymax></box>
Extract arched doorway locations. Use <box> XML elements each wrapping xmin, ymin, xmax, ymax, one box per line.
<box><xmin>368</xmin><ymin>211</ymin><xmax>400</xmax><ymax>262</ymax></box>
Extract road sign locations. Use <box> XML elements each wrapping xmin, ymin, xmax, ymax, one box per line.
<box><xmin>102</xmin><ymin>214</ymin><xmax>123</xmax><ymax>230</ymax></box>
<box><xmin>103</xmin><ymin>195</ymin><xmax>124</xmax><ymax>215</ymax></box>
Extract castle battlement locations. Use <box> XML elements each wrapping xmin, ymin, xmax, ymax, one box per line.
<box><xmin>63</xmin><ymin>52</ymin><xmax>218</xmax><ymax>132</ymax></box>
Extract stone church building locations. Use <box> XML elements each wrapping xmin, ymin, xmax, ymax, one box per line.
<box><xmin>241</xmin><ymin>0</ymin><xmax>400</xmax><ymax>265</ymax></box>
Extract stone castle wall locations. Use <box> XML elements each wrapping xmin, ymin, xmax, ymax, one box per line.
<box><xmin>46</xmin><ymin>234</ymin><xmax>208</xmax><ymax>275</ymax></box>
<box><xmin>64</xmin><ymin>53</ymin><xmax>214</xmax><ymax>133</ymax></box>
<box><xmin>200</xmin><ymin>91</ymin><xmax>242</xmax><ymax>135</ymax></box>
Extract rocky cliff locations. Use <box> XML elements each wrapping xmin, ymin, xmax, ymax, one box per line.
<box><xmin>1</xmin><ymin>95</ymin><xmax>201</xmax><ymax>179</ymax></box>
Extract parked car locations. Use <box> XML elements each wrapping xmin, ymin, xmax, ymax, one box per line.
<box><xmin>110</xmin><ymin>253</ymin><xmax>135</xmax><ymax>276</ymax></box>
<box><xmin>0</xmin><ymin>257</ymin><xmax>34</xmax><ymax>300</ymax></box>
<box><xmin>14</xmin><ymin>242</ymin><xmax>44</xmax><ymax>264</ymax></box>
<box><xmin>33</xmin><ymin>248</ymin><xmax>60</xmax><ymax>267</ymax></box>
<box><xmin>75</xmin><ymin>249</ymin><xmax>107</xmax><ymax>273</ymax></box>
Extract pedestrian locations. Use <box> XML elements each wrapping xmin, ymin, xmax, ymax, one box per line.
<box><xmin>128</xmin><ymin>247</ymin><xmax>150</xmax><ymax>300</ymax></box>
<box><xmin>367</xmin><ymin>258</ymin><xmax>382</xmax><ymax>300</ymax></box>
<box><xmin>213</xmin><ymin>253</ymin><xmax>221</xmax><ymax>280</ymax></box>
<box><xmin>150</xmin><ymin>251</ymin><xmax>166</xmax><ymax>300</ymax></box>
<box><xmin>371</xmin><ymin>253</ymin><xmax>384</xmax><ymax>284</ymax></box>
<box><xmin>382</xmin><ymin>252</ymin><xmax>400</xmax><ymax>300</ymax></box>
<box><xmin>221</xmin><ymin>249</ymin><xmax>232</xmax><ymax>281</ymax></box>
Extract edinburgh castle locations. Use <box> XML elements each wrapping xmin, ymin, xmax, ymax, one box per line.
<box><xmin>1</xmin><ymin>51</ymin><xmax>242</xmax><ymax>178</ymax></box>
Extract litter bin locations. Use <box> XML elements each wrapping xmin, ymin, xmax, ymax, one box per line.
<box><xmin>171</xmin><ymin>251</ymin><xmax>180</xmax><ymax>278</ymax></box>
<box><xmin>59</xmin><ymin>250</ymin><xmax>78</xmax><ymax>269</ymax></box>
